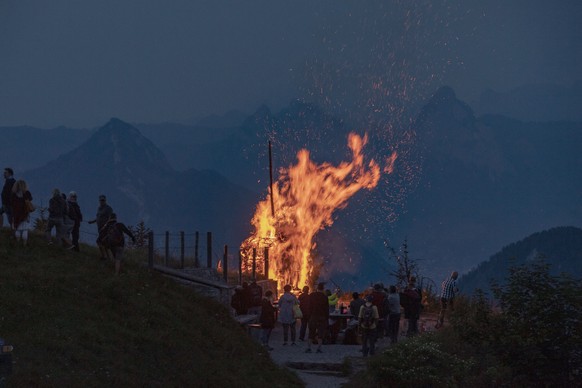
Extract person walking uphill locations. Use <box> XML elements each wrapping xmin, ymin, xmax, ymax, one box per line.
<box><xmin>436</xmin><ymin>271</ymin><xmax>459</xmax><ymax>329</ymax></box>
<box><xmin>278</xmin><ymin>284</ymin><xmax>298</xmax><ymax>346</ymax></box>
<box><xmin>88</xmin><ymin>195</ymin><xmax>113</xmax><ymax>260</ymax></box>
<box><xmin>260</xmin><ymin>290</ymin><xmax>276</xmax><ymax>351</ymax></box>
<box><xmin>100</xmin><ymin>213</ymin><xmax>135</xmax><ymax>275</ymax></box>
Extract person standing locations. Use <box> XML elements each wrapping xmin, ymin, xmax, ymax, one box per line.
<box><xmin>45</xmin><ymin>189</ymin><xmax>67</xmax><ymax>245</ymax></box>
<box><xmin>1</xmin><ymin>168</ymin><xmax>16</xmax><ymax>226</ymax></box>
<box><xmin>66</xmin><ymin>191</ymin><xmax>83</xmax><ymax>252</ymax></box>
<box><xmin>247</xmin><ymin>280</ymin><xmax>263</xmax><ymax>316</ymax></box>
<box><xmin>436</xmin><ymin>271</ymin><xmax>459</xmax><ymax>329</ymax></box>
<box><xmin>297</xmin><ymin>286</ymin><xmax>311</xmax><ymax>341</ymax></box>
<box><xmin>387</xmin><ymin>285</ymin><xmax>401</xmax><ymax>344</ymax></box>
<box><xmin>349</xmin><ymin>292</ymin><xmax>365</xmax><ymax>319</ymax></box>
<box><xmin>88</xmin><ymin>194</ymin><xmax>113</xmax><ymax>260</ymax></box>
<box><xmin>100</xmin><ymin>213</ymin><xmax>135</xmax><ymax>275</ymax></box>
<box><xmin>359</xmin><ymin>295</ymin><xmax>380</xmax><ymax>357</ymax></box>
<box><xmin>230</xmin><ymin>286</ymin><xmax>247</xmax><ymax>316</ymax></box>
<box><xmin>10</xmin><ymin>179</ymin><xmax>33</xmax><ymax>246</ymax></box>
<box><xmin>305</xmin><ymin>282</ymin><xmax>329</xmax><ymax>354</ymax></box>
<box><xmin>259</xmin><ymin>290</ymin><xmax>276</xmax><ymax>351</ymax></box>
<box><xmin>278</xmin><ymin>284</ymin><xmax>298</xmax><ymax>346</ymax></box>
<box><xmin>371</xmin><ymin>283</ymin><xmax>387</xmax><ymax>338</ymax></box>
<box><xmin>400</xmin><ymin>276</ymin><xmax>422</xmax><ymax>337</ymax></box>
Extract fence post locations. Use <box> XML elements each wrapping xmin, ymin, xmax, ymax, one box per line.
<box><xmin>238</xmin><ymin>249</ymin><xmax>242</xmax><ymax>285</ymax></box>
<box><xmin>148</xmin><ymin>231</ymin><xmax>154</xmax><ymax>268</ymax></box>
<box><xmin>264</xmin><ymin>247</ymin><xmax>269</xmax><ymax>279</ymax></box>
<box><xmin>207</xmin><ymin>232</ymin><xmax>212</xmax><ymax>269</ymax></box>
<box><xmin>180</xmin><ymin>231</ymin><xmax>185</xmax><ymax>269</ymax></box>
<box><xmin>223</xmin><ymin>245</ymin><xmax>228</xmax><ymax>283</ymax></box>
<box><xmin>194</xmin><ymin>231</ymin><xmax>199</xmax><ymax>268</ymax></box>
<box><xmin>165</xmin><ymin>231</ymin><xmax>170</xmax><ymax>267</ymax></box>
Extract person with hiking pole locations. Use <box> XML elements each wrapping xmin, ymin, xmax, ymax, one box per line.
<box><xmin>100</xmin><ymin>213</ymin><xmax>135</xmax><ymax>275</ymax></box>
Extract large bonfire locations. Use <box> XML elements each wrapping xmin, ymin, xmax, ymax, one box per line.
<box><xmin>240</xmin><ymin>133</ymin><xmax>397</xmax><ymax>289</ymax></box>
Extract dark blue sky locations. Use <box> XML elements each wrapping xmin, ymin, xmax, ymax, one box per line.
<box><xmin>1</xmin><ymin>0</ymin><xmax>580</xmax><ymax>128</ymax></box>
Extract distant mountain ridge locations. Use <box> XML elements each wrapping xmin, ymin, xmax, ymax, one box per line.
<box><xmin>458</xmin><ymin>226</ymin><xmax>582</xmax><ymax>296</ymax></box>
<box><xmin>9</xmin><ymin>86</ymin><xmax>582</xmax><ymax>289</ymax></box>
<box><xmin>21</xmin><ymin>118</ymin><xmax>257</xmax><ymax>253</ymax></box>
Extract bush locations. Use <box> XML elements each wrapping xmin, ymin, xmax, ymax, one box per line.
<box><xmin>366</xmin><ymin>334</ymin><xmax>473</xmax><ymax>387</ymax></box>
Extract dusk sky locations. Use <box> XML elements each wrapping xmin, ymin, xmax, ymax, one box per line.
<box><xmin>1</xmin><ymin>0</ymin><xmax>580</xmax><ymax>128</ymax></box>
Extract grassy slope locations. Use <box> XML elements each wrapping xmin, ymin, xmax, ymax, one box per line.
<box><xmin>0</xmin><ymin>230</ymin><xmax>302</xmax><ymax>387</ymax></box>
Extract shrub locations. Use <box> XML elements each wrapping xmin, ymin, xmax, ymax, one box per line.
<box><xmin>366</xmin><ymin>334</ymin><xmax>473</xmax><ymax>387</ymax></box>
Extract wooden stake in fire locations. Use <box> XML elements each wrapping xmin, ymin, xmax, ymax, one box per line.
<box><xmin>268</xmin><ymin>140</ymin><xmax>275</xmax><ymax>217</ymax></box>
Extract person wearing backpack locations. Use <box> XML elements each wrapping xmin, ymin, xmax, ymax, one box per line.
<box><xmin>100</xmin><ymin>213</ymin><xmax>135</xmax><ymax>275</ymax></box>
<box><xmin>358</xmin><ymin>294</ymin><xmax>379</xmax><ymax>357</ymax></box>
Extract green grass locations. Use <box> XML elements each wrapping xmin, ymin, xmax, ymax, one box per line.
<box><xmin>0</xmin><ymin>229</ymin><xmax>303</xmax><ymax>387</ymax></box>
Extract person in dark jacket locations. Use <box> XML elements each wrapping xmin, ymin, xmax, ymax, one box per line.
<box><xmin>306</xmin><ymin>282</ymin><xmax>329</xmax><ymax>353</ymax></box>
<box><xmin>100</xmin><ymin>213</ymin><xmax>135</xmax><ymax>275</ymax></box>
<box><xmin>10</xmin><ymin>179</ymin><xmax>33</xmax><ymax>245</ymax></box>
<box><xmin>67</xmin><ymin>191</ymin><xmax>83</xmax><ymax>252</ymax></box>
<box><xmin>298</xmin><ymin>286</ymin><xmax>311</xmax><ymax>341</ymax></box>
<box><xmin>1</xmin><ymin>168</ymin><xmax>16</xmax><ymax>226</ymax></box>
<box><xmin>230</xmin><ymin>286</ymin><xmax>247</xmax><ymax>316</ymax></box>
<box><xmin>45</xmin><ymin>188</ymin><xmax>69</xmax><ymax>246</ymax></box>
<box><xmin>247</xmin><ymin>280</ymin><xmax>263</xmax><ymax>315</ymax></box>
<box><xmin>259</xmin><ymin>290</ymin><xmax>276</xmax><ymax>350</ymax></box>
<box><xmin>400</xmin><ymin>277</ymin><xmax>422</xmax><ymax>337</ymax></box>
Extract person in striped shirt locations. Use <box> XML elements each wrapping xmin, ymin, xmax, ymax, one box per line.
<box><xmin>436</xmin><ymin>271</ymin><xmax>459</xmax><ymax>328</ymax></box>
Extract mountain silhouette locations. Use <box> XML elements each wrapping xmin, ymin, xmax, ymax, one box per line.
<box><xmin>457</xmin><ymin>226</ymin><xmax>582</xmax><ymax>296</ymax></box>
<box><xmin>22</xmin><ymin>118</ymin><xmax>257</xmax><ymax>255</ymax></box>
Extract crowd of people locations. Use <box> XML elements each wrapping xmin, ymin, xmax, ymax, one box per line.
<box><xmin>1</xmin><ymin>167</ymin><xmax>135</xmax><ymax>274</ymax></box>
<box><xmin>231</xmin><ymin>273</ymin><xmax>459</xmax><ymax>357</ymax></box>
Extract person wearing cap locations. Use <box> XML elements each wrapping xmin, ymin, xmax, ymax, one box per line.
<box><xmin>66</xmin><ymin>191</ymin><xmax>83</xmax><ymax>252</ymax></box>
<box><xmin>359</xmin><ymin>294</ymin><xmax>379</xmax><ymax>357</ymax></box>
<box><xmin>88</xmin><ymin>195</ymin><xmax>113</xmax><ymax>259</ymax></box>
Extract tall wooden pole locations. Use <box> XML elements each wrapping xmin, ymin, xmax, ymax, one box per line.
<box><xmin>223</xmin><ymin>245</ymin><xmax>228</xmax><ymax>283</ymax></box>
<box><xmin>269</xmin><ymin>140</ymin><xmax>275</xmax><ymax>217</ymax></box>
<box><xmin>194</xmin><ymin>231</ymin><xmax>199</xmax><ymax>267</ymax></box>
<box><xmin>207</xmin><ymin>232</ymin><xmax>212</xmax><ymax>269</ymax></box>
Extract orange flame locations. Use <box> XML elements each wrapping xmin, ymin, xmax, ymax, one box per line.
<box><xmin>241</xmin><ymin>133</ymin><xmax>397</xmax><ymax>289</ymax></box>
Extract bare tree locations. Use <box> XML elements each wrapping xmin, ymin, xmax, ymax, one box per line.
<box><xmin>385</xmin><ymin>238</ymin><xmax>419</xmax><ymax>289</ymax></box>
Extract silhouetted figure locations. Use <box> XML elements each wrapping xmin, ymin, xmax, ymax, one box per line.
<box><xmin>247</xmin><ymin>280</ymin><xmax>263</xmax><ymax>315</ymax></box>
<box><xmin>400</xmin><ymin>277</ymin><xmax>422</xmax><ymax>337</ymax></box>
<box><xmin>10</xmin><ymin>179</ymin><xmax>33</xmax><ymax>246</ymax></box>
<box><xmin>88</xmin><ymin>194</ymin><xmax>113</xmax><ymax>260</ymax></box>
<box><xmin>436</xmin><ymin>271</ymin><xmax>459</xmax><ymax>329</ymax></box>
<box><xmin>100</xmin><ymin>213</ymin><xmax>135</xmax><ymax>275</ymax></box>
<box><xmin>1</xmin><ymin>168</ymin><xmax>16</xmax><ymax>226</ymax></box>
<box><xmin>298</xmin><ymin>286</ymin><xmax>311</xmax><ymax>341</ymax></box>
<box><xmin>305</xmin><ymin>282</ymin><xmax>329</xmax><ymax>354</ymax></box>
<box><xmin>259</xmin><ymin>290</ymin><xmax>276</xmax><ymax>351</ymax></box>
<box><xmin>45</xmin><ymin>189</ymin><xmax>68</xmax><ymax>245</ymax></box>
<box><xmin>67</xmin><ymin>191</ymin><xmax>83</xmax><ymax>252</ymax></box>
<box><xmin>387</xmin><ymin>285</ymin><xmax>401</xmax><ymax>344</ymax></box>
<box><xmin>230</xmin><ymin>286</ymin><xmax>247</xmax><ymax>316</ymax></box>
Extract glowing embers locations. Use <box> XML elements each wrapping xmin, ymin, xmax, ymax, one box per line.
<box><xmin>241</xmin><ymin>133</ymin><xmax>397</xmax><ymax>289</ymax></box>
